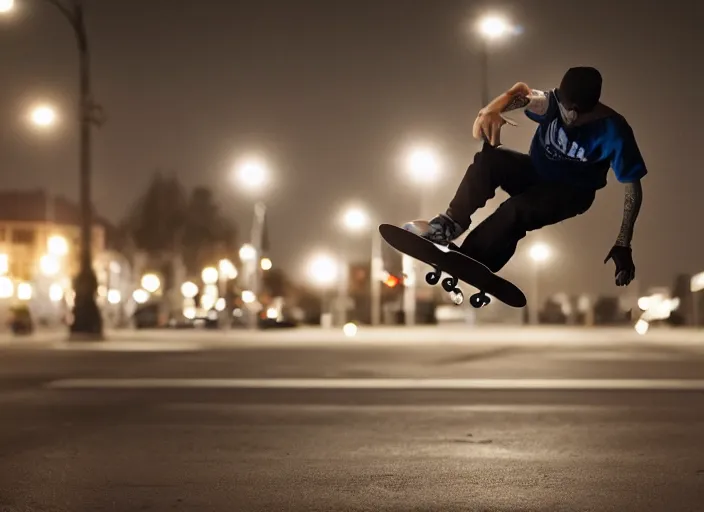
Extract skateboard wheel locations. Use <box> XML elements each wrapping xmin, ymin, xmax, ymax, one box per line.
<box><xmin>470</xmin><ymin>292</ymin><xmax>489</xmax><ymax>309</ymax></box>
<box><xmin>425</xmin><ymin>271</ymin><xmax>441</xmax><ymax>285</ymax></box>
<box><xmin>450</xmin><ymin>289</ymin><xmax>464</xmax><ymax>305</ymax></box>
<box><xmin>442</xmin><ymin>277</ymin><xmax>457</xmax><ymax>292</ymax></box>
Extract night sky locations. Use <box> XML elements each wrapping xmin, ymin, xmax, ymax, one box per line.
<box><xmin>1</xmin><ymin>0</ymin><xmax>703</xmax><ymax>296</ymax></box>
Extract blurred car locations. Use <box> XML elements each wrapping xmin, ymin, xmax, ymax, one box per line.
<box><xmin>9</xmin><ymin>304</ymin><xmax>33</xmax><ymax>335</ymax></box>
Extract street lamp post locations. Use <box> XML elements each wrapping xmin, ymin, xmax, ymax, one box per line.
<box><xmin>238</xmin><ymin>243</ymin><xmax>257</xmax><ymax>327</ymax></box>
<box><xmin>234</xmin><ymin>157</ymin><xmax>269</xmax><ymax>330</ymax></box>
<box><xmin>475</xmin><ymin>15</ymin><xmax>516</xmax><ymax>108</ymax></box>
<box><xmin>306</xmin><ymin>252</ymin><xmax>340</xmax><ymax>327</ymax></box>
<box><xmin>528</xmin><ymin>242</ymin><xmax>551</xmax><ymax>325</ymax></box>
<box><xmin>340</xmin><ymin>206</ymin><xmax>382</xmax><ymax>326</ymax></box>
<box><xmin>403</xmin><ymin>145</ymin><xmax>440</xmax><ymax>326</ymax></box>
<box><xmin>2</xmin><ymin>0</ymin><xmax>105</xmax><ymax>338</ymax></box>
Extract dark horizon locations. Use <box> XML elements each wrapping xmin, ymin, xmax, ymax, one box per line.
<box><xmin>1</xmin><ymin>0</ymin><xmax>703</xmax><ymax>294</ymax></box>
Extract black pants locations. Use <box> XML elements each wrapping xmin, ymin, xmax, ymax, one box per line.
<box><xmin>446</xmin><ymin>144</ymin><xmax>596</xmax><ymax>273</ymax></box>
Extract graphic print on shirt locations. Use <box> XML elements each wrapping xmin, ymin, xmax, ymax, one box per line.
<box><xmin>542</xmin><ymin>118</ymin><xmax>588</xmax><ymax>162</ymax></box>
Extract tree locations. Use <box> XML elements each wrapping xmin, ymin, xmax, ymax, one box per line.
<box><xmin>181</xmin><ymin>186</ymin><xmax>238</xmax><ymax>273</ymax></box>
<box><xmin>120</xmin><ymin>172</ymin><xmax>187</xmax><ymax>254</ymax></box>
<box><xmin>119</xmin><ymin>173</ymin><xmax>238</xmax><ymax>277</ymax></box>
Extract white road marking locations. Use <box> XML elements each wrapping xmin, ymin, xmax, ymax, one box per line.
<box><xmin>159</xmin><ymin>403</ymin><xmax>614</xmax><ymax>413</ymax></box>
<box><xmin>46</xmin><ymin>378</ymin><xmax>704</xmax><ymax>390</ymax></box>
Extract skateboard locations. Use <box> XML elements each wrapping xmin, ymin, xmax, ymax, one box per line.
<box><xmin>378</xmin><ymin>224</ymin><xmax>527</xmax><ymax>309</ymax></box>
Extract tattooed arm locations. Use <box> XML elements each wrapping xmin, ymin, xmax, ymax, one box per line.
<box><xmin>481</xmin><ymin>82</ymin><xmax>549</xmax><ymax>116</ymax></box>
<box><xmin>473</xmin><ymin>82</ymin><xmax>550</xmax><ymax>144</ymax></box>
<box><xmin>615</xmin><ymin>180</ymin><xmax>643</xmax><ymax>247</ymax></box>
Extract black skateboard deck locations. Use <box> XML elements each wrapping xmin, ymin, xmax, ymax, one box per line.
<box><xmin>378</xmin><ymin>223</ymin><xmax>526</xmax><ymax>308</ymax></box>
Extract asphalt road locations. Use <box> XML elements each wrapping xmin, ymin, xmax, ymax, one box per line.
<box><xmin>1</xmin><ymin>328</ymin><xmax>704</xmax><ymax>511</ymax></box>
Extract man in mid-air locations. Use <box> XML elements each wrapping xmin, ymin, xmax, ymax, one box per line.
<box><xmin>404</xmin><ymin>67</ymin><xmax>646</xmax><ymax>287</ymax></box>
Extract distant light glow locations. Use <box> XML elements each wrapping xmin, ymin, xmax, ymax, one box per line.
<box><xmin>529</xmin><ymin>243</ymin><xmax>551</xmax><ymax>263</ymax></box>
<box><xmin>691</xmin><ymin>272</ymin><xmax>704</xmax><ymax>293</ymax></box>
<box><xmin>635</xmin><ymin>319</ymin><xmax>649</xmax><ymax>335</ymax></box>
<box><xmin>215</xmin><ymin>297</ymin><xmax>226</xmax><ymax>312</ymax></box>
<box><xmin>218</xmin><ymin>259</ymin><xmax>238</xmax><ymax>279</ymax></box>
<box><xmin>266</xmin><ymin>307</ymin><xmax>278</xmax><ymax>319</ymax></box>
<box><xmin>0</xmin><ymin>0</ymin><xmax>14</xmax><ymax>14</ymax></box>
<box><xmin>239</xmin><ymin>244</ymin><xmax>256</xmax><ymax>262</ymax></box>
<box><xmin>181</xmin><ymin>281</ymin><xmax>198</xmax><ymax>299</ymax></box>
<box><xmin>107</xmin><ymin>289</ymin><xmax>122</xmax><ymax>305</ymax></box>
<box><xmin>343</xmin><ymin>322</ymin><xmax>358</xmax><ymax>337</ymax></box>
<box><xmin>242</xmin><ymin>290</ymin><xmax>256</xmax><ymax>304</ymax></box>
<box><xmin>478</xmin><ymin>15</ymin><xmax>512</xmax><ymax>39</ymax></box>
<box><xmin>47</xmin><ymin>235</ymin><xmax>68</xmax><ymax>256</ymax></box>
<box><xmin>141</xmin><ymin>273</ymin><xmax>160</xmax><ymax>293</ymax></box>
<box><xmin>39</xmin><ymin>254</ymin><xmax>60</xmax><ymax>276</ymax></box>
<box><xmin>0</xmin><ymin>277</ymin><xmax>13</xmax><ymax>299</ymax></box>
<box><xmin>342</xmin><ymin>207</ymin><xmax>369</xmax><ymax>232</ymax></box>
<box><xmin>236</xmin><ymin>157</ymin><xmax>268</xmax><ymax>192</ymax></box>
<box><xmin>30</xmin><ymin>105</ymin><xmax>57</xmax><ymax>127</ymax></box>
<box><xmin>17</xmin><ymin>282</ymin><xmax>32</xmax><ymax>301</ymax></box>
<box><xmin>260</xmin><ymin>257</ymin><xmax>272</xmax><ymax>271</ymax></box>
<box><xmin>201</xmin><ymin>266</ymin><xmax>219</xmax><ymax>285</ymax></box>
<box><xmin>0</xmin><ymin>254</ymin><xmax>7</xmax><ymax>275</ymax></box>
<box><xmin>183</xmin><ymin>306</ymin><xmax>197</xmax><ymax>320</ymax></box>
<box><xmin>201</xmin><ymin>292</ymin><xmax>216</xmax><ymax>311</ymax></box>
<box><xmin>132</xmin><ymin>289</ymin><xmax>150</xmax><ymax>304</ymax></box>
<box><xmin>307</xmin><ymin>253</ymin><xmax>339</xmax><ymax>287</ymax></box>
<box><xmin>407</xmin><ymin>147</ymin><xmax>440</xmax><ymax>184</ymax></box>
<box><xmin>49</xmin><ymin>283</ymin><xmax>64</xmax><ymax>302</ymax></box>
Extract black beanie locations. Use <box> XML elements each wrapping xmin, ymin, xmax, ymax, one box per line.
<box><xmin>558</xmin><ymin>67</ymin><xmax>602</xmax><ymax>112</ymax></box>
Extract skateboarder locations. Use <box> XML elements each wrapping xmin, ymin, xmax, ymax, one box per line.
<box><xmin>403</xmin><ymin>67</ymin><xmax>646</xmax><ymax>287</ymax></box>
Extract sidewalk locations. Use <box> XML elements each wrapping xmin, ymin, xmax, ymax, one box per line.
<box><xmin>1</xmin><ymin>325</ymin><xmax>703</xmax><ymax>349</ymax></box>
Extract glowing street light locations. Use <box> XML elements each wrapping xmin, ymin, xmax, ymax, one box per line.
<box><xmin>341</xmin><ymin>206</ymin><xmax>370</xmax><ymax>232</ymax></box>
<box><xmin>140</xmin><ymin>274</ymin><xmax>161</xmax><ymax>294</ymax></box>
<box><xmin>239</xmin><ymin>243</ymin><xmax>257</xmax><ymax>262</ymax></box>
<box><xmin>218</xmin><ymin>258</ymin><xmax>238</xmax><ymax>280</ymax></box>
<box><xmin>107</xmin><ymin>289</ymin><xmax>121</xmax><ymax>305</ymax></box>
<box><xmin>30</xmin><ymin>104</ymin><xmax>57</xmax><ymax>128</ymax></box>
<box><xmin>529</xmin><ymin>242</ymin><xmax>551</xmax><ymax>263</ymax></box>
<box><xmin>49</xmin><ymin>283</ymin><xmax>64</xmax><ymax>302</ymax></box>
<box><xmin>132</xmin><ymin>289</ymin><xmax>150</xmax><ymax>304</ymax></box>
<box><xmin>47</xmin><ymin>235</ymin><xmax>69</xmax><ymax>256</ymax></box>
<box><xmin>307</xmin><ymin>253</ymin><xmax>339</xmax><ymax>288</ymax></box>
<box><xmin>39</xmin><ymin>254</ymin><xmax>60</xmax><ymax>276</ymax></box>
<box><xmin>236</xmin><ymin>157</ymin><xmax>268</xmax><ymax>192</ymax></box>
<box><xmin>0</xmin><ymin>0</ymin><xmax>14</xmax><ymax>15</ymax></box>
<box><xmin>201</xmin><ymin>266</ymin><xmax>219</xmax><ymax>285</ymax></box>
<box><xmin>17</xmin><ymin>282</ymin><xmax>32</xmax><ymax>301</ymax></box>
<box><xmin>0</xmin><ymin>277</ymin><xmax>13</xmax><ymax>299</ymax></box>
<box><xmin>478</xmin><ymin>15</ymin><xmax>512</xmax><ymax>40</ymax></box>
<box><xmin>181</xmin><ymin>281</ymin><xmax>199</xmax><ymax>299</ymax></box>
<box><xmin>406</xmin><ymin>146</ymin><xmax>440</xmax><ymax>185</ymax></box>
<box><xmin>260</xmin><ymin>257</ymin><xmax>272</xmax><ymax>271</ymax></box>
<box><xmin>241</xmin><ymin>290</ymin><xmax>256</xmax><ymax>304</ymax></box>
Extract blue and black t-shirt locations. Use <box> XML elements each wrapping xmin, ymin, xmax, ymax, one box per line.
<box><xmin>524</xmin><ymin>89</ymin><xmax>647</xmax><ymax>189</ymax></box>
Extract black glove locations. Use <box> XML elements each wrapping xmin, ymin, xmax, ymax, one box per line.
<box><xmin>604</xmin><ymin>245</ymin><xmax>635</xmax><ymax>286</ymax></box>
